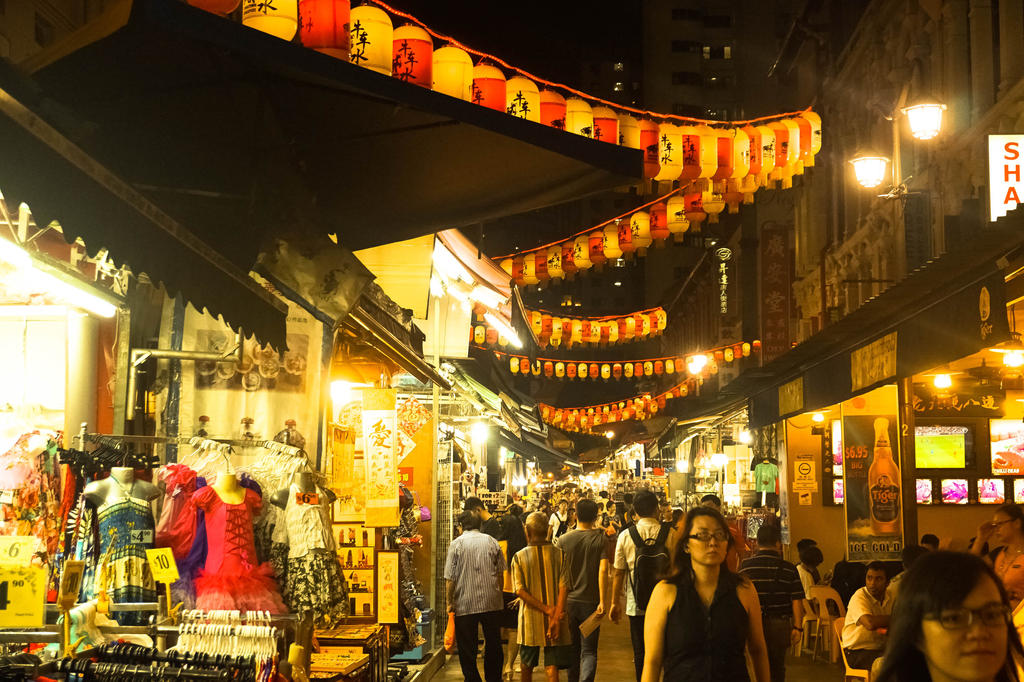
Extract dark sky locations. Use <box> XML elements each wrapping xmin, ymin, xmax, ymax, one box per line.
<box><xmin>386</xmin><ymin>1</ymin><xmax>642</xmax><ymax>89</ymax></box>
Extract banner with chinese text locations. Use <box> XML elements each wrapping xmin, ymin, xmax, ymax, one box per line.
<box><xmin>759</xmin><ymin>226</ymin><xmax>791</xmax><ymax>362</ymax></box>
<box><xmin>362</xmin><ymin>388</ymin><xmax>400</xmax><ymax>527</ymax></box>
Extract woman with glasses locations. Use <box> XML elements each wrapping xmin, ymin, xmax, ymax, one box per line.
<box><xmin>874</xmin><ymin>551</ymin><xmax>1022</xmax><ymax>682</ymax></box>
<box><xmin>640</xmin><ymin>506</ymin><xmax>771</xmax><ymax>682</ymax></box>
<box><xmin>971</xmin><ymin>504</ymin><xmax>1024</xmax><ymax>606</ymax></box>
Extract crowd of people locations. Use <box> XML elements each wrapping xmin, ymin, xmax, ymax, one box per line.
<box><xmin>444</xmin><ymin>488</ymin><xmax>1024</xmax><ymax>682</ymax></box>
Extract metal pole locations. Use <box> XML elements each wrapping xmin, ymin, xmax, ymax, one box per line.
<box><xmin>430</xmin><ymin>294</ymin><xmax>441</xmax><ymax>646</ymax></box>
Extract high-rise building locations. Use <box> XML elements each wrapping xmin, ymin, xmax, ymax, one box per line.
<box><xmin>0</xmin><ymin>1</ymin><xmax>106</xmax><ymax>62</ymax></box>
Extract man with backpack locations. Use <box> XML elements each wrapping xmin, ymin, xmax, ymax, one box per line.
<box><xmin>609</xmin><ymin>490</ymin><xmax>670</xmax><ymax>682</ymax></box>
<box><xmin>547</xmin><ymin>499</ymin><xmax>570</xmax><ymax>541</ymax></box>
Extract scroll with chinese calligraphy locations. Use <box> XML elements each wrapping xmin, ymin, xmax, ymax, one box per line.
<box><xmin>362</xmin><ymin>388</ymin><xmax>400</xmax><ymax>527</ymax></box>
<box><xmin>759</xmin><ymin>226</ymin><xmax>791</xmax><ymax>362</ymax></box>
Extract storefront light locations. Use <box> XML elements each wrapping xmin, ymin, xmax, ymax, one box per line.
<box><xmin>933</xmin><ymin>373</ymin><xmax>953</xmax><ymax>389</ymax></box>
<box><xmin>811</xmin><ymin>412</ymin><xmax>825</xmax><ymax>423</ymax></box>
<box><xmin>738</xmin><ymin>429</ymin><xmax>752</xmax><ymax>444</ymax></box>
<box><xmin>849</xmin><ymin>151</ymin><xmax>890</xmax><ymax>189</ymax></box>
<box><xmin>483</xmin><ymin>312</ymin><xmax>522</xmax><ymax>348</ymax></box>
<box><xmin>901</xmin><ymin>100</ymin><xmax>946</xmax><ymax>140</ymax></box>
<box><xmin>0</xmin><ymin>239</ymin><xmax>118</xmax><ymax>318</ymax></box>
<box><xmin>471</xmin><ymin>421</ymin><xmax>489</xmax><ymax>443</ymax></box>
<box><xmin>676</xmin><ymin>458</ymin><xmax>689</xmax><ymax>473</ymax></box>
<box><xmin>1005</xmin><ymin>350</ymin><xmax>1024</xmax><ymax>368</ymax></box>
<box><xmin>710</xmin><ymin>452</ymin><xmax>728</xmax><ymax>468</ymax></box>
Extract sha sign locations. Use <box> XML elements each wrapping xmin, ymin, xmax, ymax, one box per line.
<box><xmin>989</xmin><ymin>135</ymin><xmax>1024</xmax><ymax>221</ymax></box>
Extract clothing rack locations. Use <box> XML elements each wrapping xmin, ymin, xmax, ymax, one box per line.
<box><xmin>55</xmin><ymin>658</ymin><xmax>231</xmax><ymax>681</ymax></box>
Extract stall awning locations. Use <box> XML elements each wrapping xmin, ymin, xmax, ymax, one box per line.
<box><xmin>738</xmin><ymin>219</ymin><xmax>1024</xmax><ymax>427</ymax></box>
<box><xmin>26</xmin><ymin>0</ymin><xmax>642</xmax><ymax>256</ymax></box>
<box><xmin>496</xmin><ymin>427</ymin><xmax>580</xmax><ymax>470</ymax></box>
<box><xmin>0</xmin><ymin>60</ymin><xmax>287</xmax><ymax>346</ymax></box>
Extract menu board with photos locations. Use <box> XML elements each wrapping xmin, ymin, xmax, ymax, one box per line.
<box><xmin>991</xmin><ymin>419</ymin><xmax>1024</xmax><ymax>475</ymax></box>
<box><xmin>978</xmin><ymin>478</ymin><xmax>1006</xmax><ymax>504</ymax></box>
<box><xmin>941</xmin><ymin>479</ymin><xmax>969</xmax><ymax>504</ymax></box>
<box><xmin>916</xmin><ymin>479</ymin><xmax>933</xmax><ymax>504</ymax></box>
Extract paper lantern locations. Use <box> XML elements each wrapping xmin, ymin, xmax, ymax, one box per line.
<box><xmin>753</xmin><ymin>339</ymin><xmax>762</xmax><ymax>352</ymax></box>
<box><xmin>640</xmin><ymin>315</ymin><xmax>652</xmax><ymax>337</ymax></box>
<box><xmin>546</xmin><ymin>246</ymin><xmax>564</xmax><ymax>282</ymax></box>
<box><xmin>486</xmin><ymin>327</ymin><xmax>498</xmax><ymax>345</ymax></box>
<box><xmin>349</xmin><ymin>5</ymin><xmax>393</xmax><ymax>74</ymax></box>
<box><xmin>506</xmin><ymin>76</ymin><xmax>540</xmax><ymax>122</ymax></box>
<box><xmin>617</xmin><ymin>318</ymin><xmax>628</xmax><ymax>341</ymax></box>
<box><xmin>540</xmin><ymin>315</ymin><xmax>554</xmax><ymax>343</ymax></box>
<box><xmin>755</xmin><ymin>124</ymin><xmax>777</xmax><ymax>185</ymax></box>
<box><xmin>189</xmin><ymin>0</ymin><xmax>240</xmax><ymax>14</ymax></box>
<box><xmin>742</xmin><ymin>342</ymin><xmax>751</xmax><ymax>357</ymax></box>
<box><xmin>532</xmin><ymin>360</ymin><xmax>542</xmax><ymax>377</ymax></box>
<box><xmin>392</xmin><ymin>25</ymin><xmax>432</xmax><ymax>87</ymax></box>
<box><xmin>510</xmin><ymin>255</ymin><xmax>526</xmax><ymax>286</ymax></box>
<box><xmin>783</xmin><ymin>118</ymin><xmax>803</xmax><ymax>176</ymax></box>
<box><xmin>432</xmin><ymin>46</ymin><xmax>474</xmax><ymax>100</ymax></box>
<box><xmin>587</xmin><ymin>321</ymin><xmax>601</xmax><ymax>345</ymax></box>
<box><xmin>560</xmin><ymin>318</ymin><xmax>572</xmax><ymax>341</ymax></box>
<box><xmin>589</xmin><ymin>231</ymin><xmax>607</xmax><ymax>268</ymax></box>
<box><xmin>543</xmin><ymin>361</ymin><xmax>554</xmax><ymax>378</ymax></box>
<box><xmin>592</xmin><ymin>106</ymin><xmax>619</xmax><ymax>144</ymax></box>
<box><xmin>534</xmin><ymin>251</ymin><xmax>549</xmax><ymax>282</ymax></box>
<box><xmin>559</xmin><ymin>242</ymin><xmax>577</xmax><ymax>278</ymax></box>
<box><xmin>624</xmin><ymin>315</ymin><xmax>636</xmax><ymax>339</ymax></box>
<box><xmin>640</xmin><ymin>119</ymin><xmax>660</xmax><ymax>178</ymax></box>
<box><xmin>472</xmin><ymin>63</ymin><xmax>506</xmax><ymax>110</ymax></box>
<box><xmin>570</xmin><ymin>320</ymin><xmax>583</xmax><ymax>347</ymax></box>
<box><xmin>565</xmin><ymin>98</ymin><xmax>594</xmax><ymax>138</ymax></box>
<box><xmin>521</xmin><ymin>253</ymin><xmax>539</xmax><ymax>286</ymax></box>
<box><xmin>600</xmin><ymin>323</ymin><xmax>611</xmax><ymax>345</ymax></box>
<box><xmin>608</xmin><ymin>321</ymin><xmax>619</xmax><ymax>344</ymax></box>
<box><xmin>579</xmin><ymin>363</ymin><xmax>589</xmax><ymax>379</ymax></box>
<box><xmin>648</xmin><ymin>311</ymin><xmax>660</xmax><ymax>336</ymax></box>
<box><xmin>649</xmin><ymin>202</ymin><xmax>669</xmax><ymax>245</ymax></box>
<box><xmin>571</xmin><ymin>235</ymin><xmax>592</xmax><ymax>272</ymax></box>
<box><xmin>617</xmin><ymin>219</ymin><xmax>635</xmax><ymax>257</ymax></box>
<box><xmin>654</xmin><ymin>360</ymin><xmax>664</xmax><ymax>375</ymax></box>
<box><xmin>510</xmin><ymin>357</ymin><xmax>519</xmax><ymax>374</ymax></box>
<box><xmin>667</xmin><ymin>194</ymin><xmax>690</xmax><ymax>241</ymax></box>
<box><xmin>499</xmin><ymin>258</ymin><xmax>514</xmax><ymax>279</ymax></box>
<box><xmin>714</xmin><ymin>350</ymin><xmax>725</xmax><ymax>363</ymax></box>
<box><xmin>630</xmin><ymin>211</ymin><xmax>653</xmax><ymax>256</ymax></box>
<box><xmin>769</xmin><ymin>119</ymin><xmax>791</xmax><ymax>187</ymax></box>
<box><xmin>624</xmin><ymin>362</ymin><xmax>634</xmax><ymax>378</ymax></box>
<box><xmin>540</xmin><ymin>405</ymin><xmax>550</xmax><ymax>421</ymax></box>
<box><xmin>655</xmin><ymin>123</ymin><xmax>684</xmax><ymax>181</ymax></box>
<box><xmin>555</xmin><ymin>362</ymin><xmax>565</xmax><ymax>378</ymax></box>
<box><xmin>665</xmin><ymin>357</ymin><xmax>675</xmax><ymax>375</ymax></box>
<box><xmin>613</xmin><ymin>363</ymin><xmax>623</xmax><ymax>379</ymax></box>
<box><xmin>601</xmin><ymin>364</ymin><xmax>611</xmax><ymax>380</ymax></box>
<box><xmin>567</xmin><ymin>362</ymin><xmax>577</xmax><ymax>379</ymax></box>
<box><xmin>581</xmin><ymin>320</ymin><xmax>593</xmax><ymax>345</ymax></box>
<box><xmin>724</xmin><ymin>347</ymin><xmax>734</xmax><ymax>363</ymax></box>
<box><xmin>530</xmin><ymin>311</ymin><xmax>543</xmax><ymax>337</ymax></box>
<box><xmin>711</xmin><ymin>126</ymin><xmax>734</xmax><ymax>186</ymax></box>
<box><xmin>684</xmin><ymin>192</ymin><xmax>706</xmax><ymax>228</ymax></box>
<box><xmin>619</xmin><ymin>114</ymin><xmax>640</xmax><ymax>148</ymax></box>
<box><xmin>800</xmin><ymin>111</ymin><xmax>822</xmax><ymax>165</ymax></box>
<box><xmin>675</xmin><ymin>358</ymin><xmax>685</xmax><ymax>373</ymax></box>
<box><xmin>603</xmin><ymin>223</ymin><xmax>623</xmax><ymax>261</ymax></box>
<box><xmin>299</xmin><ymin>0</ymin><xmax>350</xmax><ymax>57</ymax></box>
<box><xmin>243</xmin><ymin>0</ymin><xmax>298</xmax><ymax>40</ymax></box>
<box><xmin>703</xmin><ymin>189</ymin><xmax>726</xmax><ymax>224</ymax></box>
<box><xmin>539</xmin><ymin>90</ymin><xmax>567</xmax><ymax>129</ymax></box>
<box><xmin>634</xmin><ymin>362</ymin><xmax>644</xmax><ymax>377</ymax></box>
<box><xmin>473</xmin><ymin>325</ymin><xmax>485</xmax><ymax>344</ymax></box>
<box><xmin>517</xmin><ymin>358</ymin><xmax>527</xmax><ymax>374</ymax></box>
<box><xmin>695</xmin><ymin>124</ymin><xmax>718</xmax><ymax>186</ymax></box>
<box><xmin>585</xmin><ymin>363</ymin><xmax>596</xmax><ymax>379</ymax></box>
<box><xmin>794</xmin><ymin>115</ymin><xmax>813</xmax><ymax>169</ymax></box>
<box><xmin>724</xmin><ymin>127</ymin><xmax>751</xmax><ymax>213</ymax></box>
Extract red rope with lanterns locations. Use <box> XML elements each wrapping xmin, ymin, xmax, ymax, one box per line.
<box><xmin>537</xmin><ymin>379</ymin><xmax>694</xmax><ymax>432</ymax></box>
<box><xmin>366</xmin><ymin>0</ymin><xmax>811</xmax><ymax>127</ymax></box>
<box><xmin>524</xmin><ymin>305</ymin><xmax>666</xmax><ymax>323</ymax></box>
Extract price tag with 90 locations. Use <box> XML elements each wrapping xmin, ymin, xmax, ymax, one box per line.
<box><xmin>295</xmin><ymin>491</ymin><xmax>319</xmax><ymax>505</ymax></box>
<box><xmin>0</xmin><ymin>536</ymin><xmax>36</xmax><ymax>567</ymax></box>
<box><xmin>145</xmin><ymin>548</ymin><xmax>180</xmax><ymax>584</ymax></box>
<box><xmin>0</xmin><ymin>564</ymin><xmax>46</xmax><ymax>627</ymax></box>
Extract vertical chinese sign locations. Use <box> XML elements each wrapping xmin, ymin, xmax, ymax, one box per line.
<box><xmin>759</xmin><ymin>225</ymin><xmax>791</xmax><ymax>362</ymax></box>
<box><xmin>363</xmin><ymin>388</ymin><xmax>400</xmax><ymax>527</ymax></box>
<box><xmin>377</xmin><ymin>550</ymin><xmax>400</xmax><ymax>624</ymax></box>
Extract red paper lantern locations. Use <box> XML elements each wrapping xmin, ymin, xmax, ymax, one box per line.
<box><xmin>511</xmin><ymin>255</ymin><xmax>525</xmax><ymax>286</ymax></box>
<box><xmin>540</xmin><ymin>315</ymin><xmax>553</xmax><ymax>342</ymax></box>
<box><xmin>589</xmin><ymin>231</ymin><xmax>607</xmax><ymax>267</ymax></box>
<box><xmin>539</xmin><ymin>89</ymin><xmax>567</xmax><ymax>129</ymax></box>
<box><xmin>684</xmin><ymin>192</ymin><xmax>706</xmax><ymax>228</ymax></box>
<box><xmin>675</xmin><ymin>358</ymin><xmax>685</xmax><ymax>373</ymax></box>
<box><xmin>392</xmin><ymin>24</ymin><xmax>433</xmax><ymax>87</ymax></box>
<box><xmin>485</xmin><ymin>327</ymin><xmax>498</xmax><ymax>345</ymax></box>
<box><xmin>654</xmin><ymin>360</ymin><xmax>664</xmax><ymax>375</ymax></box>
<box><xmin>188</xmin><ymin>0</ymin><xmax>240</xmax><ymax>14</ymax></box>
<box><xmin>567</xmin><ymin>362</ymin><xmax>578</xmax><ymax>379</ymax></box>
<box><xmin>657</xmin><ymin>396</ymin><xmax>667</xmax><ymax>409</ymax></box>
<box><xmin>600</xmin><ymin>324</ymin><xmax>611</xmax><ymax>345</ymax></box>
<box><xmin>618</xmin><ymin>318</ymin><xmax>628</xmax><ymax>341</ymax></box>
<box><xmin>649</xmin><ymin>202</ymin><xmax>669</xmax><ymax>245</ymax></box>
<box><xmin>613</xmin><ymin>363</ymin><xmax>623</xmax><ymax>379</ymax></box>
<box><xmin>472</xmin><ymin>63</ymin><xmax>506</xmax><ymax>111</ymax></box>
<box><xmin>649</xmin><ymin>312</ymin><xmax>660</xmax><ymax>335</ymax></box>
<box><xmin>587</xmin><ymin>363</ymin><xmax>598</xmax><ymax>379</ymax></box>
<box><xmin>633</xmin><ymin>362</ymin><xmax>643</xmax><ymax>377</ymax></box>
<box><xmin>581</xmin><ymin>320</ymin><xmax>593</xmax><ymax>344</ymax></box>
<box><xmin>300</xmin><ymin>0</ymin><xmax>351</xmax><ymax>57</ymax></box>
<box><xmin>640</xmin><ymin>119</ymin><xmax>660</xmax><ymax>178</ymax></box>
<box><xmin>562</xmin><ymin>318</ymin><xmax>573</xmax><ymax>341</ymax></box>
<box><xmin>534</xmin><ymin>251</ymin><xmax>549</xmax><ymax>282</ymax></box>
<box><xmin>519</xmin><ymin>358</ymin><xmax>530</xmax><ymax>374</ymax></box>
<box><xmin>753</xmin><ymin>339</ymin><xmax>762</xmax><ymax>352</ymax></box>
<box><xmin>618</xmin><ymin>219</ymin><xmax>635</xmax><ymax>257</ymax></box>
<box><xmin>561</xmin><ymin>242</ymin><xmax>577</xmax><ymax>277</ymax></box>
<box><xmin>543</xmin><ymin>361</ymin><xmax>554</xmax><ymax>377</ymax></box>
<box><xmin>633</xmin><ymin>313</ymin><xmax>646</xmax><ymax>336</ymax></box>
<box><xmin>592</xmin><ymin>106</ymin><xmax>619</xmax><ymax>144</ymax></box>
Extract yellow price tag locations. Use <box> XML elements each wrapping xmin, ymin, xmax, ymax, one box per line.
<box><xmin>145</xmin><ymin>548</ymin><xmax>179</xmax><ymax>584</ymax></box>
<box><xmin>0</xmin><ymin>564</ymin><xmax>46</xmax><ymax>627</ymax></box>
<box><xmin>0</xmin><ymin>536</ymin><xmax>35</xmax><ymax>566</ymax></box>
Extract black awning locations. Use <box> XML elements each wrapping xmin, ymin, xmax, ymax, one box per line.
<box><xmin>496</xmin><ymin>427</ymin><xmax>579</xmax><ymax>469</ymax></box>
<box><xmin>0</xmin><ymin>62</ymin><xmax>287</xmax><ymax>346</ymax></box>
<box><xmin>27</xmin><ymin>0</ymin><xmax>642</xmax><ymax>253</ymax></box>
<box><xmin>738</xmin><ymin>218</ymin><xmax>1024</xmax><ymax>427</ymax></box>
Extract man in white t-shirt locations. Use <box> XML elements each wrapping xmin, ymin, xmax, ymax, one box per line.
<box><xmin>842</xmin><ymin>561</ymin><xmax>892</xmax><ymax>670</ymax></box>
<box><xmin>609</xmin><ymin>490</ymin><xmax>664</xmax><ymax>682</ymax></box>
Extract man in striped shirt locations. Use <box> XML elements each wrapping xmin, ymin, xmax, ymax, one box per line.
<box><xmin>445</xmin><ymin>511</ymin><xmax>507</xmax><ymax>682</ymax></box>
<box><xmin>739</xmin><ymin>524</ymin><xmax>805</xmax><ymax>682</ymax></box>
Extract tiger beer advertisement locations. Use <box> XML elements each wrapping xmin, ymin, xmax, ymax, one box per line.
<box><xmin>842</xmin><ymin>386</ymin><xmax>904</xmax><ymax>561</ymax></box>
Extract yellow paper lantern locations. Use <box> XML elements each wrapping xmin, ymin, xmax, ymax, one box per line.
<box><xmin>499</xmin><ymin>258</ymin><xmax>514</xmax><ymax>279</ymax></box>
<box><xmin>565</xmin><ymin>98</ymin><xmax>594</xmax><ymax>138</ymax></box>
<box><xmin>572</xmin><ymin>235</ymin><xmax>592</xmax><ymax>272</ymax></box>
<box><xmin>800</xmin><ymin>110</ymin><xmax>822</xmax><ymax>165</ymax></box>
<box><xmin>506</xmin><ymin>76</ymin><xmax>541</xmax><ymax>122</ymax></box>
<box><xmin>243</xmin><ymin>0</ymin><xmax>298</xmax><ymax>40</ymax></box>
<box><xmin>586</xmin><ymin>321</ymin><xmax>601</xmax><ymax>345</ymax></box>
<box><xmin>570</xmin><ymin>320</ymin><xmax>583</xmax><ymax>347</ymax></box>
<box><xmin>530</xmin><ymin>311</ymin><xmax>543</xmax><ymax>337</ymax></box>
<box><xmin>618</xmin><ymin>114</ymin><xmax>640</xmax><ymax>148</ymax></box>
<box><xmin>591</xmin><ymin>106</ymin><xmax>619</xmax><ymax>144</ymax></box>
<box><xmin>640</xmin><ymin>315</ymin><xmax>652</xmax><ymax>337</ymax></box>
<box><xmin>666</xmin><ymin>194</ymin><xmax>690</xmax><ymax>242</ymax></box>
<box><xmin>473</xmin><ymin>325</ymin><xmax>485</xmax><ymax>344</ymax></box>
<box><xmin>655</xmin><ymin>309</ymin><xmax>668</xmax><ymax>332</ymax></box>
<box><xmin>555</xmin><ymin>361</ymin><xmax>565</xmax><ymax>378</ymax></box>
<box><xmin>655</xmin><ymin>123</ymin><xmax>684</xmax><ymax>181</ymax></box>
<box><xmin>522</xmin><ymin>253</ymin><xmax>538</xmax><ymax>286</ymax></box>
<box><xmin>703</xmin><ymin>189</ymin><xmax>726</xmax><ymax>224</ymax></box>
<box><xmin>608</xmin><ymin>322</ymin><xmax>619</xmax><ymax>344</ymax></box>
<box><xmin>665</xmin><ymin>357</ymin><xmax>675</xmax><ymax>374</ymax></box>
<box><xmin>510</xmin><ymin>357</ymin><xmax>519</xmax><ymax>374</ymax></box>
<box><xmin>695</xmin><ymin>124</ymin><xmax>718</xmax><ymax>184</ymax></box>
<box><xmin>432</xmin><ymin>46</ymin><xmax>474</xmax><ymax>101</ymax></box>
<box><xmin>546</xmin><ymin>245</ymin><xmax>564</xmax><ymax>282</ymax></box>
<box><xmin>601</xmin><ymin>364</ymin><xmax>612</xmax><ymax>380</ymax></box>
<box><xmin>630</xmin><ymin>211</ymin><xmax>653</xmax><ymax>256</ymax></box>
<box><xmin>577</xmin><ymin>363</ymin><xmax>588</xmax><ymax>379</ymax></box>
<box><xmin>349</xmin><ymin>4</ymin><xmax>393</xmax><ymax>75</ymax></box>
<box><xmin>624</xmin><ymin>315</ymin><xmax>636</xmax><ymax>339</ymax></box>
<box><xmin>755</xmin><ymin>124</ymin><xmax>777</xmax><ymax>187</ymax></box>
<box><xmin>603</xmin><ymin>223</ymin><xmax>623</xmax><ymax>261</ymax></box>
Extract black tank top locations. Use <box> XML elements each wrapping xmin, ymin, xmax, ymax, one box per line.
<box><xmin>663</xmin><ymin>575</ymin><xmax>750</xmax><ymax>682</ymax></box>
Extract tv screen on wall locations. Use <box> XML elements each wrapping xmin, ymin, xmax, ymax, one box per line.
<box><xmin>915</xmin><ymin>425</ymin><xmax>969</xmax><ymax>468</ymax></box>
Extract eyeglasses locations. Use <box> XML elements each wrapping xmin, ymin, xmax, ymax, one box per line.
<box><xmin>688</xmin><ymin>531</ymin><xmax>729</xmax><ymax>544</ymax></box>
<box><xmin>926</xmin><ymin>604</ymin><xmax>1010</xmax><ymax>630</ymax></box>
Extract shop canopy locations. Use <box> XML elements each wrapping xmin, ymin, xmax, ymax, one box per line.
<box><xmin>738</xmin><ymin>216</ymin><xmax>1024</xmax><ymax>428</ymax></box>
<box><xmin>0</xmin><ymin>60</ymin><xmax>287</xmax><ymax>346</ymax></box>
<box><xmin>25</xmin><ymin>0</ymin><xmax>642</xmax><ymax>256</ymax></box>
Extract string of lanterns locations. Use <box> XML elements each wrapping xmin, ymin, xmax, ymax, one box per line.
<box><xmin>518</xmin><ymin>306</ymin><xmax>667</xmax><ymax>347</ymax></box>
<box><xmin>197</xmin><ymin>1</ymin><xmax>821</xmax><ymax>188</ymax></box>
<box><xmin>476</xmin><ymin>340</ymin><xmax>760</xmax><ymax>381</ymax></box>
<box><xmin>538</xmin><ymin>380</ymin><xmax>693</xmax><ymax>432</ymax></box>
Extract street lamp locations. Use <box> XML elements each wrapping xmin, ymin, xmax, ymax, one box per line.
<box><xmin>849</xmin><ymin>151</ymin><xmax>891</xmax><ymax>189</ymax></box>
<box><xmin>900</xmin><ymin>99</ymin><xmax>947</xmax><ymax>141</ymax></box>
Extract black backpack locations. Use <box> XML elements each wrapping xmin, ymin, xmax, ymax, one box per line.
<box><xmin>628</xmin><ymin>523</ymin><xmax>671</xmax><ymax>610</ymax></box>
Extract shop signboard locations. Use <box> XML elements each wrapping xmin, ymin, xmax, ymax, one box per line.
<box><xmin>842</xmin><ymin>386</ymin><xmax>904</xmax><ymax>561</ymax></box>
<box><xmin>911</xmin><ymin>382</ymin><xmax>1004</xmax><ymax>417</ymax></box>
<box><xmin>363</xmin><ymin>388</ymin><xmax>400</xmax><ymax>527</ymax></box>
<box><xmin>759</xmin><ymin>225</ymin><xmax>791</xmax><ymax>362</ymax></box>
<box><xmin>989</xmin><ymin>134</ymin><xmax>1024</xmax><ymax>221</ymax></box>
<box><xmin>850</xmin><ymin>332</ymin><xmax>897</xmax><ymax>393</ymax></box>
<box><xmin>778</xmin><ymin>377</ymin><xmax>804</xmax><ymax>416</ymax></box>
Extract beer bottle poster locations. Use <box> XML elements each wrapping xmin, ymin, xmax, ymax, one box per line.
<box><xmin>842</xmin><ymin>412</ymin><xmax>904</xmax><ymax>561</ymax></box>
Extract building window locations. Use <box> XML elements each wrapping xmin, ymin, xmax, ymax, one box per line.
<box><xmin>671</xmin><ymin>40</ymin><xmax>701</xmax><ymax>53</ymax></box>
<box><xmin>671</xmin><ymin>8</ymin><xmax>701</xmax><ymax>20</ymax></box>
<box><xmin>34</xmin><ymin>13</ymin><xmax>54</xmax><ymax>47</ymax></box>
<box><xmin>703</xmin><ymin>45</ymin><xmax>733</xmax><ymax>60</ymax></box>
<box><xmin>613</xmin><ymin>62</ymin><xmax>624</xmax><ymax>72</ymax></box>
<box><xmin>703</xmin><ymin>14</ymin><xmax>732</xmax><ymax>28</ymax></box>
<box><xmin>704</xmin><ymin>74</ymin><xmax>734</xmax><ymax>89</ymax></box>
<box><xmin>724</xmin><ymin>46</ymin><xmax>732</xmax><ymax>59</ymax></box>
<box><xmin>671</xmin><ymin>71</ymin><xmax>702</xmax><ymax>86</ymax></box>
<box><xmin>614</xmin><ymin>82</ymin><xmax>624</xmax><ymax>92</ymax></box>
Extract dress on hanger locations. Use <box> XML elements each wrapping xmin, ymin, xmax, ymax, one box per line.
<box><xmin>96</xmin><ymin>498</ymin><xmax>157</xmax><ymax>625</ymax></box>
<box><xmin>281</xmin><ymin>483</ymin><xmax>348</xmax><ymax>625</ymax></box>
<box><xmin>156</xmin><ymin>464</ymin><xmax>199</xmax><ymax>560</ymax></box>
<box><xmin>191</xmin><ymin>485</ymin><xmax>286</xmax><ymax>612</ymax></box>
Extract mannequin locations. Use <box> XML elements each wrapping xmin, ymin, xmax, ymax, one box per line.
<box><xmin>84</xmin><ymin>466</ymin><xmax>161</xmax><ymax>514</ymax></box>
<box><xmin>270</xmin><ymin>471</ymin><xmax>336</xmax><ymax>509</ymax></box>
<box><xmin>212</xmin><ymin>470</ymin><xmax>246</xmax><ymax>505</ymax></box>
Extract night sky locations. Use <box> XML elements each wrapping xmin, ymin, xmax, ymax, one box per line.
<box><xmin>383</xmin><ymin>0</ymin><xmax>642</xmax><ymax>89</ymax></box>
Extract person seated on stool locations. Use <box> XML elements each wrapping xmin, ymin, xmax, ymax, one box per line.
<box><xmin>842</xmin><ymin>561</ymin><xmax>892</xmax><ymax>670</ymax></box>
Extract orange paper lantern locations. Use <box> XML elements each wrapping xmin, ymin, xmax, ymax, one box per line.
<box><xmin>650</xmin><ymin>202</ymin><xmax>669</xmax><ymax>244</ymax></box>
<box><xmin>592</xmin><ymin>106</ymin><xmax>619</xmax><ymax>144</ymax></box>
<box><xmin>472</xmin><ymin>63</ymin><xmax>506</xmax><ymax>110</ymax></box>
<box><xmin>640</xmin><ymin>119</ymin><xmax>660</xmax><ymax>178</ymax></box>
<box><xmin>539</xmin><ymin>89</ymin><xmax>567</xmax><ymax>129</ymax></box>
<box><xmin>432</xmin><ymin>45</ymin><xmax>474</xmax><ymax>100</ymax></box>
<box><xmin>392</xmin><ymin>24</ymin><xmax>433</xmax><ymax>87</ymax></box>
<box><xmin>299</xmin><ymin>0</ymin><xmax>351</xmax><ymax>57</ymax></box>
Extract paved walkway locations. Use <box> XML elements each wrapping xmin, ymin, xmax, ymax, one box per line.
<box><xmin>429</xmin><ymin>614</ymin><xmax>846</xmax><ymax>681</ymax></box>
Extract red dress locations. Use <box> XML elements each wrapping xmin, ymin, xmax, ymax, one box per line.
<box><xmin>156</xmin><ymin>464</ymin><xmax>198</xmax><ymax>560</ymax></box>
<box><xmin>191</xmin><ymin>486</ymin><xmax>286</xmax><ymax>612</ymax></box>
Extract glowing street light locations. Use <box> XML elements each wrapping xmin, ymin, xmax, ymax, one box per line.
<box><xmin>901</xmin><ymin>100</ymin><xmax>946</xmax><ymax>140</ymax></box>
<box><xmin>849</xmin><ymin>151</ymin><xmax>890</xmax><ymax>189</ymax></box>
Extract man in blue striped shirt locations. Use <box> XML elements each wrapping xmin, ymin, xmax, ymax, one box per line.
<box><xmin>445</xmin><ymin>510</ymin><xmax>507</xmax><ymax>682</ymax></box>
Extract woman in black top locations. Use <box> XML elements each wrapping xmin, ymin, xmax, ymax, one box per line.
<box><xmin>641</xmin><ymin>507</ymin><xmax>770</xmax><ymax>682</ymax></box>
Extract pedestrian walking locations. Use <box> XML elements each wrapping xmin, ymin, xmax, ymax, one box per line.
<box><xmin>610</xmin><ymin>490</ymin><xmax>670</xmax><ymax>682</ymax></box>
<box><xmin>548</xmin><ymin>500</ymin><xmax>570</xmax><ymax>541</ymax></box>
<box><xmin>444</xmin><ymin>510</ymin><xmax>507</xmax><ymax>682</ymax></box>
<box><xmin>740</xmin><ymin>525</ymin><xmax>805</xmax><ymax>682</ymax></box>
<box><xmin>557</xmin><ymin>499</ymin><xmax>612</xmax><ymax>682</ymax></box>
<box><xmin>501</xmin><ymin>505</ymin><xmax>529</xmax><ymax>682</ymax></box>
<box><xmin>466</xmin><ymin>496</ymin><xmax>503</xmax><ymax>540</ymax></box>
<box><xmin>640</xmin><ymin>506</ymin><xmax>771</xmax><ymax>682</ymax></box>
<box><xmin>511</xmin><ymin>512</ymin><xmax>572</xmax><ymax>682</ymax></box>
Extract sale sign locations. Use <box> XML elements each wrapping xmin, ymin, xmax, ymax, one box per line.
<box><xmin>989</xmin><ymin>135</ymin><xmax>1024</xmax><ymax>221</ymax></box>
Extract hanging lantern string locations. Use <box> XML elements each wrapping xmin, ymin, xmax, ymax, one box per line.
<box><xmin>523</xmin><ymin>305</ymin><xmax>665</xmax><ymax>322</ymax></box>
<box><xmin>539</xmin><ymin>378</ymin><xmax>690</xmax><ymax>413</ymax></box>
<box><xmin>491</xmin><ymin>184</ymin><xmax>687</xmax><ymax>260</ymax></box>
<box><xmin>365</xmin><ymin>0</ymin><xmax>812</xmax><ymax>127</ymax></box>
<box><xmin>474</xmin><ymin>340</ymin><xmax>754</xmax><ymax>365</ymax></box>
